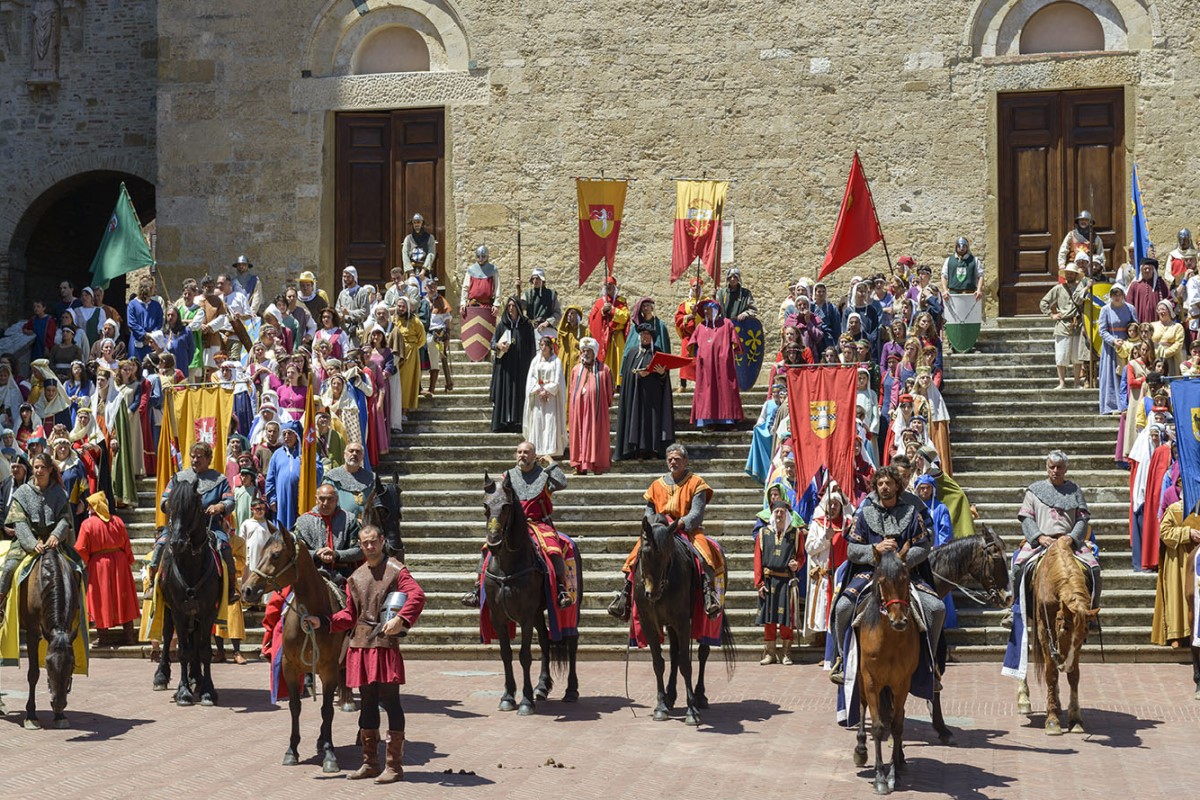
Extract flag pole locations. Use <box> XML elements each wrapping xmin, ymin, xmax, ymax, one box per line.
<box><xmin>854</xmin><ymin>150</ymin><xmax>895</xmax><ymax>276</ymax></box>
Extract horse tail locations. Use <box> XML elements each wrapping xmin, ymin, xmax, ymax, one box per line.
<box><xmin>719</xmin><ymin>613</ymin><xmax>737</xmax><ymax>680</ymax></box>
<box><xmin>877</xmin><ymin>685</ymin><xmax>894</xmax><ymax>738</ymax></box>
<box><xmin>548</xmin><ymin>635</ymin><xmax>572</xmax><ymax>677</ymax></box>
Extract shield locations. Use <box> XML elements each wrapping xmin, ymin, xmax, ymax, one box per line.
<box><xmin>943</xmin><ymin>293</ymin><xmax>982</xmax><ymax>353</ymax></box>
<box><xmin>809</xmin><ymin>400</ymin><xmax>838</xmax><ymax>440</ymax></box>
<box><xmin>461</xmin><ymin>306</ymin><xmax>497</xmax><ymax>362</ymax></box>
<box><xmin>734</xmin><ymin>317</ymin><xmax>765</xmax><ymax>390</ymax></box>
<box><xmin>1080</xmin><ymin>281</ymin><xmax>1113</xmax><ymax>357</ymax></box>
<box><xmin>1192</xmin><ymin>407</ymin><xmax>1200</xmax><ymax>441</ymax></box>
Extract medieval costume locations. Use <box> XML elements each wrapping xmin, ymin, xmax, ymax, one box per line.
<box><xmin>623</xmin><ymin>296</ymin><xmax>671</xmax><ymax>358</ymax></box>
<box><xmin>1152</xmin><ymin>500</ymin><xmax>1199</xmax><ymax>646</ymax></box>
<box><xmin>335</xmin><ymin>267</ymin><xmax>374</xmax><ymax>345</ymax></box>
<box><xmin>556</xmin><ymin>307</ymin><xmax>587</xmax><ymax>406</ymax></box>
<box><xmin>674</xmin><ymin>280</ymin><xmax>704</xmax><ymax>385</ymax></box>
<box><xmin>0</xmin><ymin>477</ymin><xmax>77</xmax><ymax>619</ymax></box>
<box><xmin>587</xmin><ymin>280</ymin><xmax>629</xmax><ymax>386</ymax></box>
<box><xmin>1012</xmin><ymin>476</ymin><xmax>1099</xmax><ymax>610</ymax></box>
<box><xmin>74</xmin><ymin>491</ymin><xmax>139</xmax><ymax>633</ymax></box>
<box><xmin>1127</xmin><ymin>259</ymin><xmax>1170</xmax><ymax>327</ymax></box>
<box><xmin>1097</xmin><ymin>291</ymin><xmax>1137</xmax><ymax>415</ymax></box>
<box><xmin>804</xmin><ymin>483</ymin><xmax>850</xmax><ymax>639</ymax></box>
<box><xmin>265</xmin><ymin>423</ymin><xmax>311</xmax><ymax>531</ymax></box>
<box><xmin>388</xmin><ymin>298</ymin><xmax>425</xmax><ymax>421</ymax></box>
<box><xmin>615</xmin><ymin>323</ymin><xmax>675</xmax><ymax>460</ymax></box>
<box><xmin>745</xmin><ymin>386</ymin><xmax>783</xmax><ymax>484</ymax></box>
<box><xmin>325</xmin><ymin>463</ymin><xmax>375</xmax><ymax>522</ymax></box>
<box><xmin>522</xmin><ymin>271</ymin><xmax>562</xmax><ymax>329</ymax></box>
<box><xmin>754</xmin><ymin>501</ymin><xmax>805</xmax><ymax>665</ymax></box>
<box><xmin>523</xmin><ymin>337</ymin><xmax>567</xmax><ymax>458</ymax></box>
<box><xmin>460</xmin><ymin>253</ymin><xmax>500</xmax><ymax>311</ymax></box>
<box><xmin>294</xmin><ymin>505</ymin><xmax>362</xmax><ymax>583</ymax></box>
<box><xmin>567</xmin><ymin>339</ymin><xmax>614</xmax><ymax>475</ymax></box>
<box><xmin>507</xmin><ymin>461</ymin><xmax>573</xmax><ymax>605</ymax></box>
<box><xmin>489</xmin><ymin>299</ymin><xmax>535</xmax><ymax>434</ymax></box>
<box><xmin>95</xmin><ymin>373</ymin><xmax>137</xmax><ymax>508</ymax></box>
<box><xmin>690</xmin><ymin>300</ymin><xmax>743</xmax><ymax>427</ymax></box>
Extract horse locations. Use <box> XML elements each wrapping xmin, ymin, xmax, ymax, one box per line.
<box><xmin>481</xmin><ymin>472</ymin><xmax>580</xmax><ymax>715</ymax></box>
<box><xmin>242</xmin><ymin>525</ymin><xmax>346</xmax><ymax>772</ymax></box>
<box><xmin>853</xmin><ymin>548</ymin><xmax>920</xmax><ymax>796</ymax></box>
<box><xmin>633</xmin><ymin>515</ymin><xmax>736</xmax><ymax>727</ymax></box>
<box><xmin>925</xmin><ymin>525</ymin><xmax>1012</xmax><ymax>745</ymax></box>
<box><xmin>1020</xmin><ymin>536</ymin><xmax>1096</xmax><ymax>735</ymax></box>
<box><xmin>152</xmin><ymin>479</ymin><xmax>223</xmax><ymax>707</ymax></box>
<box><xmin>363</xmin><ymin>472</ymin><xmax>404</xmax><ymax>561</ymax></box>
<box><xmin>17</xmin><ymin>547</ymin><xmax>81</xmax><ymax>729</ymax></box>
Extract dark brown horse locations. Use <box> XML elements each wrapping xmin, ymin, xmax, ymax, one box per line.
<box><xmin>17</xmin><ymin>547</ymin><xmax>80</xmax><ymax>729</ymax></box>
<box><xmin>633</xmin><ymin>515</ymin><xmax>736</xmax><ymax>727</ymax></box>
<box><xmin>1022</xmin><ymin>536</ymin><xmax>1095</xmax><ymax>735</ymax></box>
<box><xmin>481</xmin><ymin>473</ymin><xmax>580</xmax><ymax>715</ymax></box>
<box><xmin>853</xmin><ymin>548</ymin><xmax>919</xmax><ymax>796</ymax></box>
<box><xmin>926</xmin><ymin>526</ymin><xmax>1012</xmax><ymax>745</ymax></box>
<box><xmin>242</xmin><ymin>525</ymin><xmax>346</xmax><ymax>772</ymax></box>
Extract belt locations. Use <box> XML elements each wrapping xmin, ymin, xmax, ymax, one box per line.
<box><xmin>762</xmin><ymin>568</ymin><xmax>793</xmax><ymax>579</ymax></box>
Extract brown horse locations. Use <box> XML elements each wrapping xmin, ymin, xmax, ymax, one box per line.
<box><xmin>853</xmin><ymin>548</ymin><xmax>920</xmax><ymax>796</ymax></box>
<box><xmin>242</xmin><ymin>526</ymin><xmax>346</xmax><ymax>772</ymax></box>
<box><xmin>1021</xmin><ymin>536</ymin><xmax>1095</xmax><ymax>735</ymax></box>
<box><xmin>17</xmin><ymin>547</ymin><xmax>81</xmax><ymax>729</ymax></box>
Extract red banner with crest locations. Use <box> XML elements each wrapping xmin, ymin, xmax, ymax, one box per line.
<box><xmin>784</xmin><ymin>366</ymin><xmax>858</xmax><ymax>495</ymax></box>
<box><xmin>577</xmin><ymin>179</ymin><xmax>627</xmax><ymax>286</ymax></box>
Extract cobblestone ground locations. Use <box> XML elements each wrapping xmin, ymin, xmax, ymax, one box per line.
<box><xmin>1</xmin><ymin>656</ymin><xmax>1196</xmax><ymax>799</ymax></box>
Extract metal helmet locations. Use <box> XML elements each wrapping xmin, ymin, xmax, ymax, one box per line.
<box><xmin>411</xmin><ymin>213</ymin><xmax>424</xmax><ymax>224</ymax></box>
<box><xmin>475</xmin><ymin>245</ymin><xmax>489</xmax><ymax>260</ymax></box>
<box><xmin>1075</xmin><ymin>210</ymin><xmax>1093</xmax><ymax>224</ymax></box>
<box><xmin>955</xmin><ymin>236</ymin><xmax>970</xmax><ymax>255</ymax></box>
<box><xmin>1179</xmin><ymin>228</ymin><xmax>1193</xmax><ymax>250</ymax></box>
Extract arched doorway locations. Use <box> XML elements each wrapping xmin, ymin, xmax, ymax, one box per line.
<box><xmin>8</xmin><ymin>171</ymin><xmax>156</xmax><ymax>321</ymax></box>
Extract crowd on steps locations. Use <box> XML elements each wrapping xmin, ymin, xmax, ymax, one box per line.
<box><xmin>0</xmin><ymin>213</ymin><xmax>1196</xmax><ymax>699</ymax></box>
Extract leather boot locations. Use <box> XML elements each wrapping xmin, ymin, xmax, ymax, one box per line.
<box><xmin>701</xmin><ymin>573</ymin><xmax>721</xmax><ymax>619</ymax></box>
<box><xmin>375</xmin><ymin>731</ymin><xmax>405</xmax><ymax>784</ymax></box>
<box><xmin>349</xmin><ymin>729</ymin><xmax>382</xmax><ymax>779</ymax></box>
<box><xmin>781</xmin><ymin>639</ymin><xmax>795</xmax><ymax>666</ymax></box>
<box><xmin>759</xmin><ymin>640</ymin><xmax>778</xmax><ymax>666</ymax></box>
<box><xmin>460</xmin><ymin>585</ymin><xmax>481</xmax><ymax>609</ymax></box>
<box><xmin>606</xmin><ymin>580</ymin><xmax>632</xmax><ymax>622</ymax></box>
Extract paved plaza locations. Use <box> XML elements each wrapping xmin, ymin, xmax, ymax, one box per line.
<box><xmin>0</xmin><ymin>657</ymin><xmax>1195</xmax><ymax>799</ymax></box>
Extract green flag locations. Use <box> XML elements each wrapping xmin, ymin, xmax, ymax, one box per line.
<box><xmin>89</xmin><ymin>183</ymin><xmax>154</xmax><ymax>288</ymax></box>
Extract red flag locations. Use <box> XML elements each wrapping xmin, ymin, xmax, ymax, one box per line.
<box><xmin>818</xmin><ymin>152</ymin><xmax>883</xmax><ymax>280</ymax></box>
<box><xmin>577</xmin><ymin>179</ymin><xmax>627</xmax><ymax>286</ymax></box>
<box><xmin>671</xmin><ymin>181</ymin><xmax>728</xmax><ymax>282</ymax></box>
<box><xmin>784</xmin><ymin>366</ymin><xmax>858</xmax><ymax>497</ymax></box>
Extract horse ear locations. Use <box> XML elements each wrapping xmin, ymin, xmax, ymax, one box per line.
<box><xmin>641</xmin><ymin>517</ymin><xmax>653</xmax><ymax>537</ymax></box>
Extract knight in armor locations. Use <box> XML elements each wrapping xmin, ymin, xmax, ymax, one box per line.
<box><xmin>1010</xmin><ymin>451</ymin><xmax>1100</xmax><ymax>621</ymax></box>
<box><xmin>231</xmin><ymin>255</ymin><xmax>262</xmax><ymax>314</ymax></box>
<box><xmin>1165</xmin><ymin>228</ymin><xmax>1196</xmax><ymax>288</ymax></box>
<box><xmin>401</xmin><ymin>213</ymin><xmax>437</xmax><ymax>275</ymax></box>
<box><xmin>459</xmin><ymin>245</ymin><xmax>501</xmax><ymax>317</ymax></box>
<box><xmin>941</xmin><ymin>236</ymin><xmax>985</xmax><ymax>301</ymax></box>
<box><xmin>828</xmin><ymin>466</ymin><xmax>945</xmax><ymax>688</ymax></box>
<box><xmin>146</xmin><ymin>442</ymin><xmax>239</xmax><ymax>606</ymax></box>
<box><xmin>1057</xmin><ymin>210</ymin><xmax>1106</xmax><ymax>275</ymax></box>
<box><xmin>461</xmin><ymin>441</ymin><xmax>573</xmax><ymax>610</ymax></box>
<box><xmin>294</xmin><ymin>482</ymin><xmax>363</xmax><ymax>584</ymax></box>
<box><xmin>324</xmin><ymin>441</ymin><xmax>375</xmax><ymax>521</ymax></box>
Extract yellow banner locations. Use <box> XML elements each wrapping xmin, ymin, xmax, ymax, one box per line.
<box><xmin>174</xmin><ymin>387</ymin><xmax>235</xmax><ymax>473</ymax></box>
<box><xmin>154</xmin><ymin>384</ymin><xmax>179</xmax><ymax>527</ymax></box>
<box><xmin>297</xmin><ymin>382</ymin><xmax>318</xmax><ymax>518</ymax></box>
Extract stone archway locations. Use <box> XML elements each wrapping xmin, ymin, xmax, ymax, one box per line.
<box><xmin>963</xmin><ymin>0</ymin><xmax>1159</xmax><ymax>57</ymax></box>
<box><xmin>5</xmin><ymin>171</ymin><xmax>156</xmax><ymax>322</ymax></box>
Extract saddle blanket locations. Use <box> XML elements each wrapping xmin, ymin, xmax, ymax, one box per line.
<box><xmin>0</xmin><ymin>542</ymin><xmax>90</xmax><ymax>675</ymax></box>
<box><xmin>628</xmin><ymin>536</ymin><xmax>727</xmax><ymax>648</ymax></box>
<box><xmin>1002</xmin><ymin>550</ymin><xmax>1095</xmax><ymax>681</ymax></box>
<box><xmin>478</xmin><ymin>533</ymin><xmax>580</xmax><ymax>644</ymax></box>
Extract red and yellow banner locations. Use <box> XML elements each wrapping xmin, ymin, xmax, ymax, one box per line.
<box><xmin>297</xmin><ymin>382</ymin><xmax>318</xmax><ymax>517</ymax></box>
<box><xmin>670</xmin><ymin>180</ymin><xmax>727</xmax><ymax>283</ymax></box>
<box><xmin>173</xmin><ymin>386</ymin><xmax>235</xmax><ymax>474</ymax></box>
<box><xmin>154</xmin><ymin>384</ymin><xmax>181</xmax><ymax>528</ymax></box>
<box><xmin>785</xmin><ymin>366</ymin><xmax>858</xmax><ymax>498</ymax></box>
<box><xmin>577</xmin><ymin>179</ymin><xmax>627</xmax><ymax>286</ymax></box>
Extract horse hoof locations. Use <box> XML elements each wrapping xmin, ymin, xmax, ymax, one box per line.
<box><xmin>52</xmin><ymin>717</ymin><xmax>69</xmax><ymax>730</ymax></box>
<box><xmin>853</xmin><ymin>749</ymin><xmax>868</xmax><ymax>768</ymax></box>
<box><xmin>1017</xmin><ymin>702</ymin><xmax>1032</xmax><ymax>715</ymax></box>
<box><xmin>340</xmin><ymin>702</ymin><xmax>357</xmax><ymax>713</ymax></box>
<box><xmin>498</xmin><ymin>699</ymin><xmax>517</xmax><ymax>713</ymax></box>
<box><xmin>282</xmin><ymin>752</ymin><xmax>299</xmax><ymax>767</ymax></box>
<box><xmin>694</xmin><ymin>693</ymin><xmax>709</xmax><ymax>710</ymax></box>
<box><xmin>201</xmin><ymin>696</ymin><xmax>216</xmax><ymax>707</ymax></box>
<box><xmin>24</xmin><ymin>718</ymin><xmax>41</xmax><ymax>730</ymax></box>
<box><xmin>1069</xmin><ymin>723</ymin><xmax>1086</xmax><ymax>734</ymax></box>
<box><xmin>518</xmin><ymin>702</ymin><xmax>535</xmax><ymax>717</ymax></box>
<box><xmin>874</xmin><ymin>781</ymin><xmax>892</xmax><ymax>795</ymax></box>
<box><xmin>939</xmin><ymin>733</ymin><xmax>957</xmax><ymax>747</ymax></box>
<box><xmin>1045</xmin><ymin>722</ymin><xmax>1063</xmax><ymax>736</ymax></box>
<box><xmin>684</xmin><ymin>712</ymin><xmax>700</xmax><ymax>727</ymax></box>
<box><xmin>562</xmin><ymin>689</ymin><xmax>579</xmax><ymax>703</ymax></box>
<box><xmin>653</xmin><ymin>709</ymin><xmax>669</xmax><ymax>722</ymax></box>
<box><xmin>176</xmin><ymin>695</ymin><xmax>194</xmax><ymax>707</ymax></box>
<box><xmin>322</xmin><ymin>756</ymin><xmax>341</xmax><ymax>774</ymax></box>
<box><xmin>534</xmin><ymin>687</ymin><xmax>549</xmax><ymax>702</ymax></box>
<box><xmin>152</xmin><ymin>681</ymin><xmax>168</xmax><ymax>692</ymax></box>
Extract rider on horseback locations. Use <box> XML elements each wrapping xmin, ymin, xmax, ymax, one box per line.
<box><xmin>608</xmin><ymin>443</ymin><xmax>724</xmax><ymax>621</ymax></box>
<box><xmin>0</xmin><ymin>454</ymin><xmax>77</xmax><ymax>624</ymax></box>
<box><xmin>1009</xmin><ymin>451</ymin><xmax>1099</xmax><ymax>626</ymax></box>
<box><xmin>829</xmin><ymin>466</ymin><xmax>945</xmax><ymax>688</ymax></box>
<box><xmin>462</xmin><ymin>442</ymin><xmax>573</xmax><ymax>610</ymax></box>
<box><xmin>145</xmin><ymin>442</ymin><xmax>240</xmax><ymax>607</ymax></box>
<box><xmin>294</xmin><ymin>482</ymin><xmax>363</xmax><ymax>585</ymax></box>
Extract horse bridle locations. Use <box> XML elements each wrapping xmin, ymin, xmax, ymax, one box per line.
<box><xmin>931</xmin><ymin>534</ymin><xmax>1008</xmax><ymax>607</ymax></box>
<box><xmin>249</xmin><ymin>534</ymin><xmax>300</xmax><ymax>594</ymax></box>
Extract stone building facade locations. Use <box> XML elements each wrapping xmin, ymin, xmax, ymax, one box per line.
<box><xmin>2</xmin><ymin>0</ymin><xmax>1194</xmax><ymax>324</ymax></box>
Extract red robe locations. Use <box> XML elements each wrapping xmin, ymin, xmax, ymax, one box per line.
<box><xmin>588</xmin><ymin>296</ymin><xmax>627</xmax><ymax>362</ymax></box>
<box><xmin>1141</xmin><ymin>444</ymin><xmax>1172</xmax><ymax>570</ymax></box>
<box><xmin>674</xmin><ymin>300</ymin><xmax>700</xmax><ymax>382</ymax></box>
<box><xmin>75</xmin><ymin>514</ymin><xmax>140</xmax><ymax>629</ymax></box>
<box><xmin>690</xmin><ymin>318</ymin><xmax>743</xmax><ymax>424</ymax></box>
<box><xmin>568</xmin><ymin>362</ymin><xmax>614</xmax><ymax>474</ymax></box>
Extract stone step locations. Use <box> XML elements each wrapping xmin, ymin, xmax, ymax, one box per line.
<box><xmin>949</xmin><ymin>438</ymin><xmax>1116</xmax><ymax>456</ymax></box>
<box><xmin>944</xmin><ymin>415</ymin><xmax>1117</xmax><ymax>429</ymax></box>
<box><xmin>992</xmin><ymin>316</ymin><xmax>1057</xmax><ymax>329</ymax></box>
<box><xmin>947</xmin><ymin>351</ymin><xmax>1057</xmax><ymax>367</ymax></box>
<box><xmin>952</xmin><ymin>454</ymin><xmax>1123</xmax><ymax>472</ymax></box>
<box><xmin>944</xmin><ymin>400</ymin><xmax>1099</xmax><ymax>416</ymax></box>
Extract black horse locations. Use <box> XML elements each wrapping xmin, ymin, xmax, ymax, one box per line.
<box><xmin>363</xmin><ymin>472</ymin><xmax>404</xmax><ymax>561</ymax></box>
<box><xmin>18</xmin><ymin>547</ymin><xmax>80</xmax><ymax>729</ymax></box>
<box><xmin>633</xmin><ymin>515</ymin><xmax>736</xmax><ymax>727</ymax></box>
<box><xmin>925</xmin><ymin>525</ymin><xmax>1012</xmax><ymax>744</ymax></box>
<box><xmin>152</xmin><ymin>479</ymin><xmax>223</xmax><ymax>707</ymax></box>
<box><xmin>481</xmin><ymin>473</ymin><xmax>580</xmax><ymax>715</ymax></box>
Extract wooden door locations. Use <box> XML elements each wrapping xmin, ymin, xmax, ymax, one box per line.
<box><xmin>335</xmin><ymin>108</ymin><xmax>445</xmax><ymax>291</ymax></box>
<box><xmin>997</xmin><ymin>89</ymin><xmax>1124</xmax><ymax>316</ymax></box>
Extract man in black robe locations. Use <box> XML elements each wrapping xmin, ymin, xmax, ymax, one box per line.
<box><xmin>489</xmin><ymin>297</ymin><xmax>535</xmax><ymax>433</ymax></box>
<box><xmin>521</xmin><ymin>268</ymin><xmax>562</xmax><ymax>333</ymax></box>
<box><xmin>615</xmin><ymin>322</ymin><xmax>675</xmax><ymax>460</ymax></box>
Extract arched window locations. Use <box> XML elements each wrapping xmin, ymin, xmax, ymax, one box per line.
<box><xmin>352</xmin><ymin>26</ymin><xmax>431</xmax><ymax>75</ymax></box>
<box><xmin>1018</xmin><ymin>2</ymin><xmax>1107</xmax><ymax>55</ymax></box>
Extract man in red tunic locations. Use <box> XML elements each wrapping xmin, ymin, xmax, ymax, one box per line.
<box><xmin>588</xmin><ymin>277</ymin><xmax>629</xmax><ymax>386</ymax></box>
<box><xmin>689</xmin><ymin>299</ymin><xmax>743</xmax><ymax>428</ymax></box>
<box><xmin>458</xmin><ymin>245</ymin><xmax>501</xmax><ymax>316</ymax></box>
<box><xmin>674</xmin><ymin>276</ymin><xmax>706</xmax><ymax>388</ymax></box>
<box><xmin>568</xmin><ymin>337</ymin><xmax>614</xmax><ymax>476</ymax></box>
<box><xmin>310</xmin><ymin>525</ymin><xmax>424</xmax><ymax>784</ymax></box>
<box><xmin>1126</xmin><ymin>257</ymin><xmax>1169</xmax><ymax>325</ymax></box>
<box><xmin>74</xmin><ymin>490</ymin><xmax>140</xmax><ymax>644</ymax></box>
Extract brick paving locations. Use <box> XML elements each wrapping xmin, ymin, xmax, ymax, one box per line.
<box><xmin>1</xmin><ymin>656</ymin><xmax>1196</xmax><ymax>799</ymax></box>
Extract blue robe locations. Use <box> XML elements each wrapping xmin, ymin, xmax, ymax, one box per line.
<box><xmin>922</xmin><ymin>493</ymin><xmax>957</xmax><ymax>628</ymax></box>
<box><xmin>165</xmin><ymin>329</ymin><xmax>195</xmax><ymax>378</ymax></box>
<box><xmin>1097</xmin><ymin>302</ymin><xmax>1136</xmax><ymax>416</ymax></box>
<box><xmin>744</xmin><ymin>398</ymin><xmax>778</xmax><ymax>483</ymax></box>
<box><xmin>126</xmin><ymin>297</ymin><xmax>164</xmax><ymax>361</ymax></box>
<box><xmin>347</xmin><ymin>379</ymin><xmax>371</xmax><ymax>470</ymax></box>
<box><xmin>264</xmin><ymin>443</ymin><xmax>319</xmax><ymax>531</ymax></box>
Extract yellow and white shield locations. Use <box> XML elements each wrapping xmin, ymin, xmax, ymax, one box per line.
<box><xmin>810</xmin><ymin>400</ymin><xmax>838</xmax><ymax>440</ymax></box>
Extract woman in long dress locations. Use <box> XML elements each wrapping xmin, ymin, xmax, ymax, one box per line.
<box><xmin>522</xmin><ymin>334</ymin><xmax>567</xmax><ymax>458</ymax></box>
<box><xmin>322</xmin><ymin>372</ymin><xmax>364</xmax><ymax>453</ymax></box>
<box><xmin>490</xmin><ymin>297</ymin><xmax>535</xmax><ymax>434</ymax></box>
<box><xmin>803</xmin><ymin>482</ymin><xmax>850</xmax><ymax>644</ymax></box>
<box><xmin>387</xmin><ymin>297</ymin><xmax>425</xmax><ymax>424</ymax></box>
<box><xmin>117</xmin><ymin>359</ymin><xmax>149</xmax><ymax>478</ymax></box>
<box><xmin>93</xmin><ymin>369</ymin><xmax>136</xmax><ymax>508</ymax></box>
<box><xmin>366</xmin><ymin>325</ymin><xmax>394</xmax><ymax>455</ymax></box>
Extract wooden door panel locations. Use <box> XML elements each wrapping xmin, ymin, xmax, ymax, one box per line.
<box><xmin>391</xmin><ymin>108</ymin><xmax>445</xmax><ymax>283</ymax></box>
<box><xmin>1064</xmin><ymin>89</ymin><xmax>1124</xmax><ymax>261</ymax></box>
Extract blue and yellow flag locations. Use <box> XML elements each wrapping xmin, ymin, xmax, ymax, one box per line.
<box><xmin>1170</xmin><ymin>377</ymin><xmax>1200</xmax><ymax>516</ymax></box>
<box><xmin>1131</xmin><ymin>163</ymin><xmax>1153</xmax><ymax>266</ymax></box>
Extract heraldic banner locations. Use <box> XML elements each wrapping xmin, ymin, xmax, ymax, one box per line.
<box><xmin>671</xmin><ymin>180</ymin><xmax>728</xmax><ymax>283</ymax></box>
<box><xmin>784</xmin><ymin>365</ymin><xmax>857</xmax><ymax>495</ymax></box>
<box><xmin>173</xmin><ymin>386</ymin><xmax>235</xmax><ymax>473</ymax></box>
<box><xmin>577</xmin><ymin>178</ymin><xmax>627</xmax><ymax>286</ymax></box>
<box><xmin>1169</xmin><ymin>377</ymin><xmax>1200</xmax><ymax>516</ymax></box>
<box><xmin>154</xmin><ymin>384</ymin><xmax>181</xmax><ymax>528</ymax></box>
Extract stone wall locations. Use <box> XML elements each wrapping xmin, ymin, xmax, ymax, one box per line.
<box><xmin>153</xmin><ymin>0</ymin><xmax>1198</xmax><ymax>327</ymax></box>
<box><xmin>0</xmin><ymin>0</ymin><xmax>157</xmax><ymax>321</ymax></box>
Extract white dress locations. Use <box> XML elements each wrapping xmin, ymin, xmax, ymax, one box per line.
<box><xmin>522</xmin><ymin>354</ymin><xmax>567</xmax><ymax>457</ymax></box>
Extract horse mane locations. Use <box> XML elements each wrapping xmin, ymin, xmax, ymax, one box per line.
<box><xmin>167</xmin><ymin>478</ymin><xmax>205</xmax><ymax>543</ymax></box>
<box><xmin>861</xmin><ymin>551</ymin><xmax>909</xmax><ymax>628</ymax></box>
<box><xmin>1047</xmin><ymin>538</ymin><xmax>1091</xmax><ymax>611</ymax></box>
<box><xmin>501</xmin><ymin>474</ymin><xmax>531</xmax><ymax>546</ymax></box>
<box><xmin>927</xmin><ymin>535</ymin><xmax>982</xmax><ymax>581</ymax></box>
<box><xmin>40</xmin><ymin>548</ymin><xmax>75</xmax><ymax>676</ymax></box>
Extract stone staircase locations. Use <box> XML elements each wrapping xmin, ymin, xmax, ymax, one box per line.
<box><xmin>95</xmin><ymin>315</ymin><xmax>1172</xmax><ymax>663</ymax></box>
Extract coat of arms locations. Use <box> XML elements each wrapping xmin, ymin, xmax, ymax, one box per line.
<box><xmin>1192</xmin><ymin>407</ymin><xmax>1200</xmax><ymax>440</ymax></box>
<box><xmin>810</xmin><ymin>400</ymin><xmax>837</xmax><ymax>440</ymax></box>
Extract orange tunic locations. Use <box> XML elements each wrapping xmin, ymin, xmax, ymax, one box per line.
<box><xmin>623</xmin><ymin>473</ymin><xmax>724</xmax><ymax>576</ymax></box>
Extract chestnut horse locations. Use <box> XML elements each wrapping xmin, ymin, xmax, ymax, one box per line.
<box><xmin>17</xmin><ymin>547</ymin><xmax>80</xmax><ymax>729</ymax></box>
<box><xmin>242</xmin><ymin>526</ymin><xmax>347</xmax><ymax>772</ymax></box>
<box><xmin>853</xmin><ymin>548</ymin><xmax>920</xmax><ymax>796</ymax></box>
<box><xmin>1020</xmin><ymin>536</ymin><xmax>1095</xmax><ymax>735</ymax></box>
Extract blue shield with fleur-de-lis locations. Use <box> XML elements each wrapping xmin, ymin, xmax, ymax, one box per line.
<box><xmin>733</xmin><ymin>317</ymin><xmax>765</xmax><ymax>390</ymax></box>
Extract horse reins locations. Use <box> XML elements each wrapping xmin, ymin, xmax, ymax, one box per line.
<box><xmin>250</xmin><ymin>537</ymin><xmax>321</xmax><ymax>701</ymax></box>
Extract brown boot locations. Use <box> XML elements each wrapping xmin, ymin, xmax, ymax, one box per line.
<box><xmin>349</xmin><ymin>729</ymin><xmax>382</xmax><ymax>780</ymax></box>
<box><xmin>375</xmin><ymin>731</ymin><xmax>405</xmax><ymax>784</ymax></box>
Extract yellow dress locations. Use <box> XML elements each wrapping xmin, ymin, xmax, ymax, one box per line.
<box><xmin>1151</xmin><ymin>502</ymin><xmax>1199</xmax><ymax>645</ymax></box>
<box><xmin>1151</xmin><ymin>321</ymin><xmax>1185</xmax><ymax>374</ymax></box>
<box><xmin>388</xmin><ymin>316</ymin><xmax>426</xmax><ymax>412</ymax></box>
<box><xmin>605</xmin><ymin>302</ymin><xmax>630</xmax><ymax>386</ymax></box>
<box><xmin>215</xmin><ymin>532</ymin><xmax>246</xmax><ymax>640</ymax></box>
